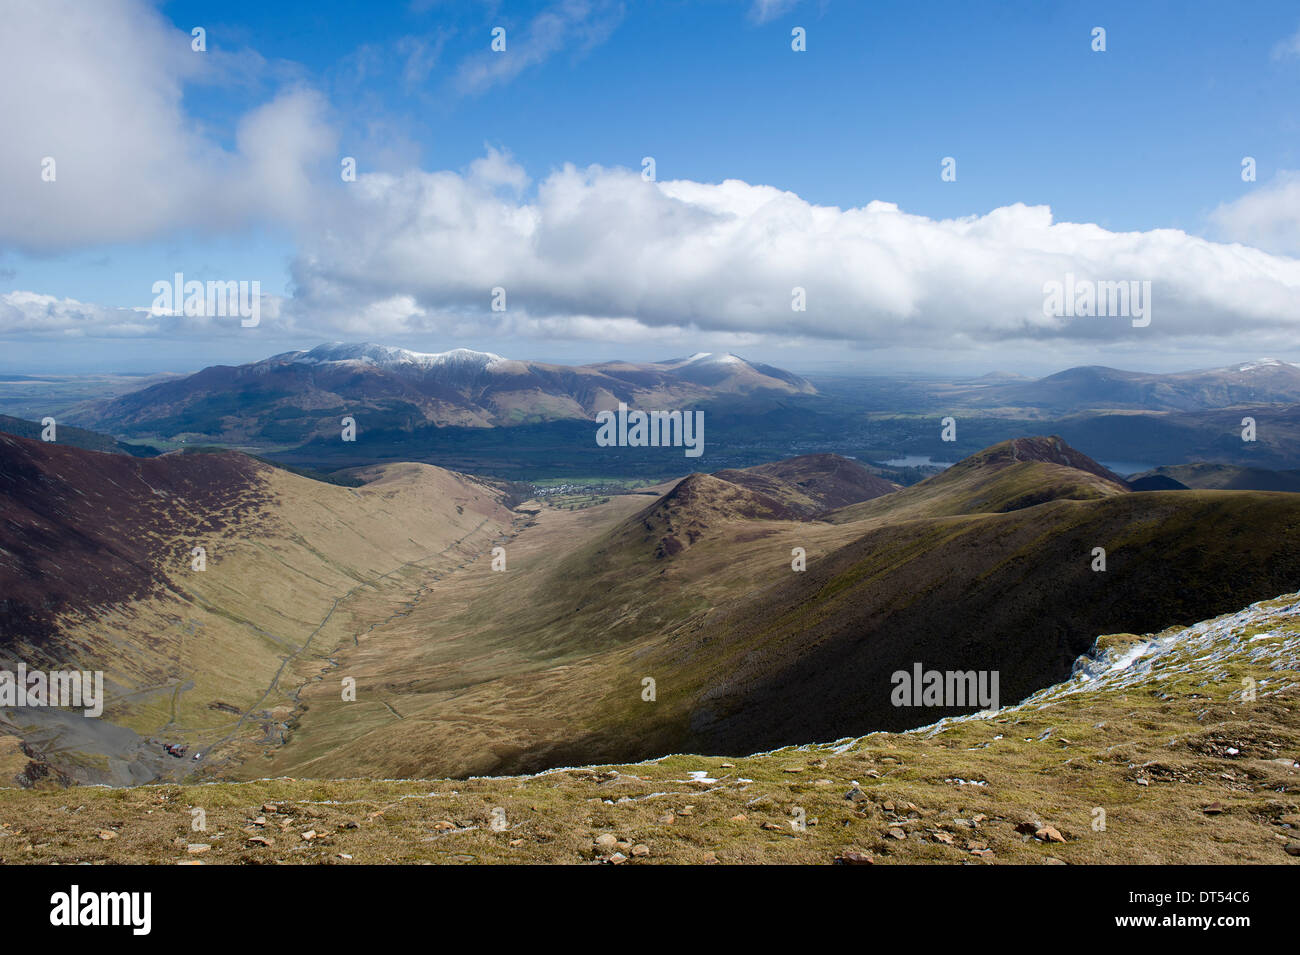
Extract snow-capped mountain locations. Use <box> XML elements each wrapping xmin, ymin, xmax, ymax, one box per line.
<box><xmin>74</xmin><ymin>343</ymin><xmax>817</xmax><ymax>442</ymax></box>
<box><xmin>280</xmin><ymin>342</ymin><xmax>508</xmax><ymax>373</ymax></box>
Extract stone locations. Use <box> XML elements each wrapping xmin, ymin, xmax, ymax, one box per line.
<box><xmin>632</xmin><ymin>844</ymin><xmax>650</xmax><ymax>857</ymax></box>
<box><xmin>834</xmin><ymin>851</ymin><xmax>873</xmax><ymax>865</ymax></box>
<box><xmin>1035</xmin><ymin>826</ymin><xmax>1066</xmax><ymax>843</ymax></box>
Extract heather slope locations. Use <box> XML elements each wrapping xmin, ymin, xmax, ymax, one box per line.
<box><xmin>0</xmin><ymin>433</ymin><xmax>512</xmax><ymax>786</ymax></box>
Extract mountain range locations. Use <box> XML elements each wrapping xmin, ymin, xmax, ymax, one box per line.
<box><xmin>949</xmin><ymin>358</ymin><xmax>1300</xmax><ymax>413</ymax></box>
<box><xmin>68</xmin><ymin>343</ymin><xmax>815</xmax><ymax>444</ymax></box>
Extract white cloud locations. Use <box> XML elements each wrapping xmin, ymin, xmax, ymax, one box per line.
<box><xmin>0</xmin><ymin>0</ymin><xmax>336</xmax><ymax>252</ymax></box>
<box><xmin>0</xmin><ymin>290</ymin><xmax>281</xmax><ymax>338</ymax></box>
<box><xmin>1211</xmin><ymin>171</ymin><xmax>1300</xmax><ymax>256</ymax></box>
<box><xmin>279</xmin><ymin>152</ymin><xmax>1300</xmax><ymax>351</ymax></box>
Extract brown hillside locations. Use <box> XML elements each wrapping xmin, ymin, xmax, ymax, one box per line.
<box><xmin>714</xmin><ymin>453</ymin><xmax>897</xmax><ymax>517</ymax></box>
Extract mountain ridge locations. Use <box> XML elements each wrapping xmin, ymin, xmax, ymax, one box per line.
<box><xmin>69</xmin><ymin>342</ymin><xmax>817</xmax><ymax>443</ymax></box>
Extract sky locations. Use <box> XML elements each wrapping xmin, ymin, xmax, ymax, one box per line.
<box><xmin>2</xmin><ymin>0</ymin><xmax>1299</xmax><ymax>376</ymax></box>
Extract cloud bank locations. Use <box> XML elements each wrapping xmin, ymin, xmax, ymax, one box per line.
<box><xmin>1</xmin><ymin>0</ymin><xmax>1297</xmax><ymax>361</ymax></box>
<box><xmin>279</xmin><ymin>152</ymin><xmax>1300</xmax><ymax>350</ymax></box>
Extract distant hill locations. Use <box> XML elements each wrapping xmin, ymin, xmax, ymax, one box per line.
<box><xmin>69</xmin><ymin>342</ymin><xmax>816</xmax><ymax>444</ymax></box>
<box><xmin>954</xmin><ymin>358</ymin><xmax>1300</xmax><ymax>412</ymax></box>
<box><xmin>0</xmin><ymin>414</ymin><xmax>158</xmax><ymax>457</ymax></box>
<box><xmin>1127</xmin><ymin>473</ymin><xmax>1190</xmax><ymax>491</ymax></box>
<box><xmin>1130</xmin><ymin>462</ymin><xmax>1300</xmax><ymax>492</ymax></box>
<box><xmin>613</xmin><ymin>473</ymin><xmax>799</xmax><ymax>560</ymax></box>
<box><xmin>825</xmin><ymin>435</ymin><xmax>1130</xmax><ymax>524</ymax></box>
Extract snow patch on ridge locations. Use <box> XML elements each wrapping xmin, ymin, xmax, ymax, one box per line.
<box><xmin>287</xmin><ymin>342</ymin><xmax>507</xmax><ymax>371</ymax></box>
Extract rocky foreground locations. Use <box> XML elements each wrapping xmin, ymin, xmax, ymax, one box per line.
<box><xmin>2</xmin><ymin>593</ymin><xmax>1298</xmax><ymax>865</ymax></box>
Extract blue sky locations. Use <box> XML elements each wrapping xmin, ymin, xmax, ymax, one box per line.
<box><xmin>2</xmin><ymin>0</ymin><xmax>1300</xmax><ymax>374</ymax></box>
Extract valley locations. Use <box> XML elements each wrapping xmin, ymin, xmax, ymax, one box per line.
<box><xmin>6</xmin><ymin>426</ymin><xmax>1300</xmax><ymax>798</ymax></box>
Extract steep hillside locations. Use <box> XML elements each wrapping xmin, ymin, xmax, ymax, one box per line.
<box><xmin>0</xmin><ymin>433</ymin><xmax>513</xmax><ymax>786</ymax></box>
<box><xmin>0</xmin><ymin>433</ymin><xmax>268</xmax><ymax>642</ymax></box>
<box><xmin>665</xmin><ymin>488</ymin><xmax>1300</xmax><ymax>755</ymax></box>
<box><xmin>826</xmin><ymin>436</ymin><xmax>1129</xmax><ymax>524</ymax></box>
<box><xmin>713</xmin><ymin>453</ymin><xmax>897</xmax><ymax>517</ymax></box>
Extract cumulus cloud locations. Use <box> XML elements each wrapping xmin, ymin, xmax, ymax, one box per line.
<box><xmin>1211</xmin><ymin>171</ymin><xmax>1300</xmax><ymax>256</ymax></box>
<box><xmin>0</xmin><ymin>0</ymin><xmax>337</xmax><ymax>252</ymax></box>
<box><xmin>0</xmin><ymin>290</ymin><xmax>282</xmax><ymax>339</ymax></box>
<box><xmin>280</xmin><ymin>152</ymin><xmax>1300</xmax><ymax>350</ymax></box>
